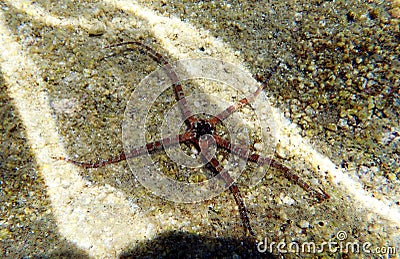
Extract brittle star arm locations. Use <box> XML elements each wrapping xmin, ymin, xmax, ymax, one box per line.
<box><xmin>209</xmin><ymin>64</ymin><xmax>279</xmax><ymax>126</ymax></box>
<box><xmin>213</xmin><ymin>134</ymin><xmax>330</xmax><ymax>202</ymax></box>
<box><xmin>105</xmin><ymin>41</ymin><xmax>196</xmax><ymax>126</ymax></box>
<box><xmin>197</xmin><ymin>136</ymin><xmax>256</xmax><ymax>236</ymax></box>
<box><xmin>53</xmin><ymin>131</ymin><xmax>194</xmax><ymax>168</ymax></box>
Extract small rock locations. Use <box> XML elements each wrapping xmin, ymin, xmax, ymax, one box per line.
<box><xmin>387</xmin><ymin>173</ymin><xmax>396</xmax><ymax>181</ymax></box>
<box><xmin>281</xmin><ymin>195</ymin><xmax>295</xmax><ymax>205</ymax></box>
<box><xmin>254</xmin><ymin>142</ymin><xmax>263</xmax><ymax>151</ymax></box>
<box><xmin>87</xmin><ymin>21</ymin><xmax>105</xmax><ymax>36</ymax></box>
<box><xmin>297</xmin><ymin>220</ymin><xmax>310</xmax><ymax>229</ymax></box>
<box><xmin>326</xmin><ymin>123</ymin><xmax>337</xmax><ymax>132</ymax></box>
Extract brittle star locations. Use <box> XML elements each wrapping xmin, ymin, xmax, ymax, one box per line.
<box><xmin>53</xmin><ymin>41</ymin><xmax>329</xmax><ymax>236</ymax></box>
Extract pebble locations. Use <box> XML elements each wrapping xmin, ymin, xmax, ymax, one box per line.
<box><xmin>298</xmin><ymin>220</ymin><xmax>310</xmax><ymax>229</ymax></box>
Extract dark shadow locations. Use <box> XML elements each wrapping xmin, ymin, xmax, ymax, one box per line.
<box><xmin>119</xmin><ymin>231</ymin><xmax>275</xmax><ymax>259</ymax></box>
<box><xmin>33</xmin><ymin>248</ymin><xmax>89</xmax><ymax>259</ymax></box>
